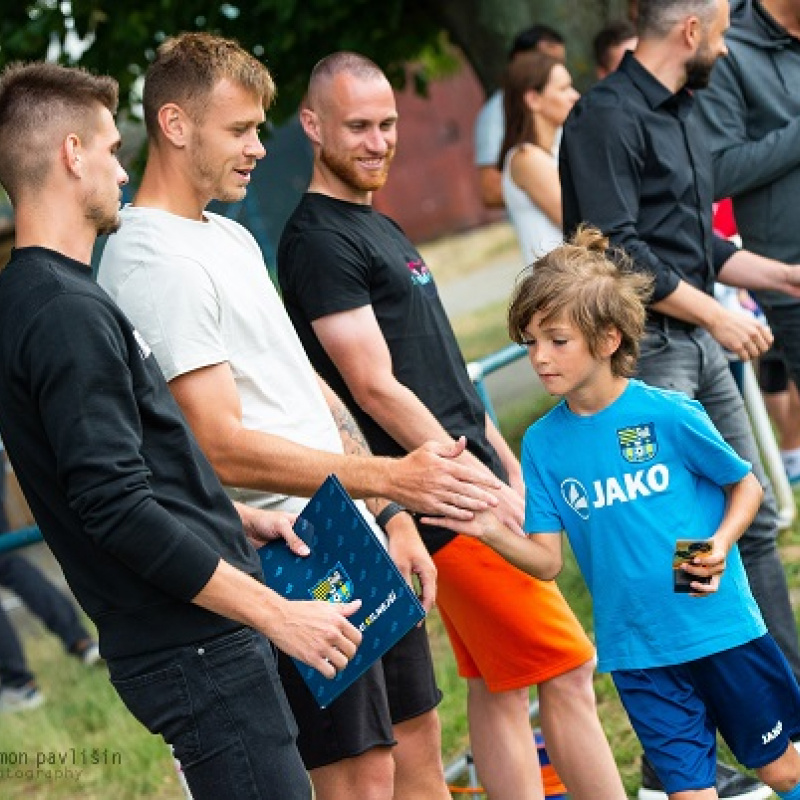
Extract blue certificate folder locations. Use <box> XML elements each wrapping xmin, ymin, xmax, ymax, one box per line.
<box><xmin>258</xmin><ymin>475</ymin><xmax>425</xmax><ymax>708</ymax></box>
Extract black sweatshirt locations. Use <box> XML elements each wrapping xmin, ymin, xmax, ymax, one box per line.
<box><xmin>0</xmin><ymin>247</ymin><xmax>263</xmax><ymax>659</ymax></box>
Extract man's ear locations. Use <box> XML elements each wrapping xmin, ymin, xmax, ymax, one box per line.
<box><xmin>157</xmin><ymin>103</ymin><xmax>191</xmax><ymax>147</ymax></box>
<box><xmin>63</xmin><ymin>133</ymin><xmax>83</xmax><ymax>178</ymax></box>
<box><xmin>299</xmin><ymin>107</ymin><xmax>321</xmax><ymax>145</ymax></box>
<box><xmin>682</xmin><ymin>13</ymin><xmax>702</xmax><ymax>53</ymax></box>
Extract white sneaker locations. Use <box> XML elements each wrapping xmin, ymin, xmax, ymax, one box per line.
<box><xmin>0</xmin><ymin>682</ymin><xmax>45</xmax><ymax>713</ymax></box>
<box><xmin>639</xmin><ymin>757</ymin><xmax>773</xmax><ymax>800</ymax></box>
<box><xmin>70</xmin><ymin>638</ymin><xmax>102</xmax><ymax>666</ymax></box>
<box><xmin>79</xmin><ymin>642</ymin><xmax>101</xmax><ymax>666</ymax></box>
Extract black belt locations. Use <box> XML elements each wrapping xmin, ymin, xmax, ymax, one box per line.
<box><xmin>646</xmin><ymin>311</ymin><xmax>696</xmax><ymax>333</ymax></box>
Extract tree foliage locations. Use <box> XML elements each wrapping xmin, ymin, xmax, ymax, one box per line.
<box><xmin>0</xmin><ymin>0</ymin><xmax>451</xmax><ymax>123</ymax></box>
<box><xmin>1</xmin><ymin>1</ymin><xmax>634</xmax><ymax>122</ymax></box>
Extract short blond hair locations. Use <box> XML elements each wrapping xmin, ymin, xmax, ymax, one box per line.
<box><xmin>143</xmin><ymin>32</ymin><xmax>275</xmax><ymax>138</ymax></box>
<box><xmin>507</xmin><ymin>226</ymin><xmax>653</xmax><ymax>377</ymax></box>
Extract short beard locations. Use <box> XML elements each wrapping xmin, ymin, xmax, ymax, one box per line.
<box><xmin>319</xmin><ymin>146</ymin><xmax>393</xmax><ymax>193</ymax></box>
<box><xmin>190</xmin><ymin>129</ymin><xmax>246</xmax><ymax>204</ymax></box>
<box><xmin>86</xmin><ymin>203</ymin><xmax>121</xmax><ymax>237</ymax></box>
<box><xmin>685</xmin><ymin>47</ymin><xmax>717</xmax><ymax>91</ymax></box>
<box><xmin>96</xmin><ymin>216</ymin><xmax>122</xmax><ymax>237</ymax></box>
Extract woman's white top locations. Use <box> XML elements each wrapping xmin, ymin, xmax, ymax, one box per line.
<box><xmin>501</xmin><ymin>136</ymin><xmax>564</xmax><ymax>265</ymax></box>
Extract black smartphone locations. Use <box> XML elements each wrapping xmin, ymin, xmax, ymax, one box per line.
<box><xmin>673</xmin><ymin>539</ymin><xmax>712</xmax><ymax>593</ymax></box>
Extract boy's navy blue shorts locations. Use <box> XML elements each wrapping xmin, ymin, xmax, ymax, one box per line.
<box><xmin>612</xmin><ymin>634</ymin><xmax>800</xmax><ymax>794</ymax></box>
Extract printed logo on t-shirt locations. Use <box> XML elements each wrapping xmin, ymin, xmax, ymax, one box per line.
<box><xmin>406</xmin><ymin>258</ymin><xmax>432</xmax><ymax>287</ymax></box>
<box><xmin>617</xmin><ymin>423</ymin><xmax>657</xmax><ymax>464</ymax></box>
<box><xmin>132</xmin><ymin>328</ymin><xmax>152</xmax><ymax>360</ymax></box>
<box><xmin>310</xmin><ymin>563</ymin><xmax>354</xmax><ymax>603</ymax></box>
<box><xmin>561</xmin><ymin>478</ymin><xmax>591</xmax><ymax>520</ymax></box>
<box><xmin>561</xmin><ymin>465</ymin><xmax>671</xmax><ymax>518</ymax></box>
<box><xmin>407</xmin><ymin>257</ymin><xmax>437</xmax><ymax>299</ymax></box>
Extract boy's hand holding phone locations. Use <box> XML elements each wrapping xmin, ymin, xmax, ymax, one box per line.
<box><xmin>673</xmin><ymin>538</ymin><xmax>727</xmax><ymax>596</ymax></box>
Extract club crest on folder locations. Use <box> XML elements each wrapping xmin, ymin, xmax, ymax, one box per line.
<box><xmin>310</xmin><ymin>563</ymin><xmax>354</xmax><ymax>603</ymax></box>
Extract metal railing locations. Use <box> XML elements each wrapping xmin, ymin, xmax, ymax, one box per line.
<box><xmin>466</xmin><ymin>343</ymin><xmax>527</xmax><ymax>427</ymax></box>
<box><xmin>0</xmin><ymin>523</ymin><xmax>42</xmax><ymax>554</ymax></box>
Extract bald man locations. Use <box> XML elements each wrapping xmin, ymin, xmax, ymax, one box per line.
<box><xmin>279</xmin><ymin>51</ymin><xmax>627</xmax><ymax>800</ymax></box>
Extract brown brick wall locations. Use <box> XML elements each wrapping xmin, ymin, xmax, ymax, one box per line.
<box><xmin>373</xmin><ymin>59</ymin><xmax>504</xmax><ymax>243</ymax></box>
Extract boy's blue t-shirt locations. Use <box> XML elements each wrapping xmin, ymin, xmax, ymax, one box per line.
<box><xmin>522</xmin><ymin>379</ymin><xmax>766</xmax><ymax>673</ymax></box>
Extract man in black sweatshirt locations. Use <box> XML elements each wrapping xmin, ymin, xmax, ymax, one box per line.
<box><xmin>0</xmin><ymin>61</ymin><xmax>362</xmax><ymax>800</ymax></box>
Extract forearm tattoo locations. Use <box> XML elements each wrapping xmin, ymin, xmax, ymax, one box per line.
<box><xmin>332</xmin><ymin>400</ymin><xmax>372</xmax><ymax>457</ymax></box>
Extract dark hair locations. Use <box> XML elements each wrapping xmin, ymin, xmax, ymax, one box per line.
<box><xmin>497</xmin><ymin>51</ymin><xmax>560</xmax><ymax>171</ymax></box>
<box><xmin>0</xmin><ymin>62</ymin><xmax>118</xmax><ymax>203</ymax></box>
<box><xmin>143</xmin><ymin>32</ymin><xmax>275</xmax><ymax>139</ymax></box>
<box><xmin>593</xmin><ymin>19</ymin><xmax>637</xmax><ymax>71</ymax></box>
<box><xmin>507</xmin><ymin>225</ymin><xmax>653</xmax><ymax>377</ymax></box>
<box><xmin>636</xmin><ymin>0</ymin><xmax>716</xmax><ymax>38</ymax></box>
<box><xmin>509</xmin><ymin>24</ymin><xmax>565</xmax><ymax>60</ymax></box>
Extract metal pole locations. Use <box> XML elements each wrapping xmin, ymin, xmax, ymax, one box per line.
<box><xmin>741</xmin><ymin>361</ymin><xmax>796</xmax><ymax>529</ymax></box>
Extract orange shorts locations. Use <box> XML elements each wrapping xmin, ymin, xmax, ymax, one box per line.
<box><xmin>433</xmin><ymin>535</ymin><xmax>594</xmax><ymax>692</ymax></box>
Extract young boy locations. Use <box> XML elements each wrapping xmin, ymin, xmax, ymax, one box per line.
<box><xmin>423</xmin><ymin>226</ymin><xmax>800</xmax><ymax>799</ymax></box>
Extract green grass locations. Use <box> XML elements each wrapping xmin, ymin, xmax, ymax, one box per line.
<box><xmin>450</xmin><ymin>300</ymin><xmax>512</xmax><ymax>364</ymax></box>
<box><xmin>0</xmin><ymin>621</ymin><xmax>183</xmax><ymax>799</ymax></box>
<box><xmin>418</xmin><ymin>221</ymin><xmax>519</xmax><ymax>288</ymax></box>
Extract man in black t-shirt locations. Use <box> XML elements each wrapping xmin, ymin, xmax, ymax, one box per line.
<box><xmin>278</xmin><ymin>52</ymin><xmax>627</xmax><ymax>800</ymax></box>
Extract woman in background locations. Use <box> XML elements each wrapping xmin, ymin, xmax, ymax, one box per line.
<box><xmin>499</xmin><ymin>52</ymin><xmax>579</xmax><ymax>264</ymax></box>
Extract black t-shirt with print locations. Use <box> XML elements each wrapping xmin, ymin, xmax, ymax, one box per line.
<box><xmin>278</xmin><ymin>193</ymin><xmax>506</xmax><ymax>553</ymax></box>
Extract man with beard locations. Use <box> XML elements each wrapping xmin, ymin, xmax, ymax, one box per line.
<box><xmin>98</xmin><ymin>33</ymin><xmax>507</xmax><ymax>800</ymax></box>
<box><xmin>0</xmin><ymin>61</ymin><xmax>365</xmax><ymax>800</ymax></box>
<box><xmin>560</xmin><ymin>2</ymin><xmax>800</xmax><ymax>796</ymax></box>
<box><xmin>278</xmin><ymin>52</ymin><xmax>628</xmax><ymax>800</ymax></box>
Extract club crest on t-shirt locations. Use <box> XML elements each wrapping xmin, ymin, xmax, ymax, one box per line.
<box><xmin>309</xmin><ymin>563</ymin><xmax>354</xmax><ymax>603</ymax></box>
<box><xmin>617</xmin><ymin>423</ymin><xmax>658</xmax><ymax>464</ymax></box>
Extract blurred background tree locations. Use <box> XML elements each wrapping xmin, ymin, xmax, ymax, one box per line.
<box><xmin>0</xmin><ymin>0</ymin><xmax>633</xmax><ymax>124</ymax></box>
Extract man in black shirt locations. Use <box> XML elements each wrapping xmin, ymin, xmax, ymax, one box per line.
<box><xmin>561</xmin><ymin>4</ymin><xmax>800</xmax><ymax>794</ymax></box>
<box><xmin>279</xmin><ymin>52</ymin><xmax>627</xmax><ymax>800</ymax></box>
<box><xmin>0</xmin><ymin>62</ymin><xmax>362</xmax><ymax>800</ymax></box>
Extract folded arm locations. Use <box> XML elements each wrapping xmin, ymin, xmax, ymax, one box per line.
<box><xmin>653</xmin><ymin>280</ymin><xmax>773</xmax><ymax>362</ymax></box>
